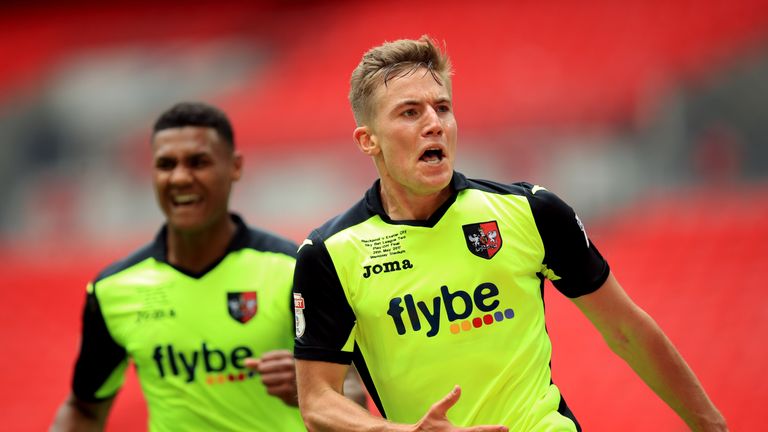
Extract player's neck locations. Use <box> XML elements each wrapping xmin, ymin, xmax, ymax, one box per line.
<box><xmin>165</xmin><ymin>214</ymin><xmax>236</xmax><ymax>273</ymax></box>
<box><xmin>379</xmin><ymin>180</ymin><xmax>452</xmax><ymax>221</ymax></box>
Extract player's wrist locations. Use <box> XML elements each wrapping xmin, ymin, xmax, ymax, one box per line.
<box><xmin>688</xmin><ymin>411</ymin><xmax>728</xmax><ymax>432</ymax></box>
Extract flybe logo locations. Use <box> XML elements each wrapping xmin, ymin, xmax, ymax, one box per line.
<box><xmin>152</xmin><ymin>342</ymin><xmax>257</xmax><ymax>385</ymax></box>
<box><xmin>386</xmin><ymin>282</ymin><xmax>515</xmax><ymax>337</ymax></box>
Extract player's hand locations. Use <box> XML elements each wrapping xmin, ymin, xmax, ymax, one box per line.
<box><xmin>244</xmin><ymin>350</ymin><xmax>299</xmax><ymax>407</ymax></box>
<box><xmin>412</xmin><ymin>385</ymin><xmax>508</xmax><ymax>432</ymax></box>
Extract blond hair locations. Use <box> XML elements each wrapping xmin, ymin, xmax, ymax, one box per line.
<box><xmin>349</xmin><ymin>35</ymin><xmax>453</xmax><ymax>126</ymax></box>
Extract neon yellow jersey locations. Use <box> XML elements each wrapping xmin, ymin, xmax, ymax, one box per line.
<box><xmin>72</xmin><ymin>214</ymin><xmax>305</xmax><ymax>432</ymax></box>
<box><xmin>294</xmin><ymin>173</ymin><xmax>609</xmax><ymax>431</ymax></box>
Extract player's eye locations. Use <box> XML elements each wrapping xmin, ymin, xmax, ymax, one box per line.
<box><xmin>155</xmin><ymin>158</ymin><xmax>175</xmax><ymax>170</ymax></box>
<box><xmin>188</xmin><ymin>155</ymin><xmax>211</xmax><ymax>169</ymax></box>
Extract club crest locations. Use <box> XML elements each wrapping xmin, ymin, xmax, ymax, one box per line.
<box><xmin>462</xmin><ymin>221</ymin><xmax>503</xmax><ymax>259</ymax></box>
<box><xmin>227</xmin><ymin>291</ymin><xmax>258</xmax><ymax>324</ymax></box>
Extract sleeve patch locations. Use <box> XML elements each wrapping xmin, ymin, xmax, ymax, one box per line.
<box><xmin>293</xmin><ymin>293</ymin><xmax>306</xmax><ymax>337</ymax></box>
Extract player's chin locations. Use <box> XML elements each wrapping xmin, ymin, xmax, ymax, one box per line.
<box><xmin>166</xmin><ymin>211</ymin><xmax>210</xmax><ymax>232</ymax></box>
<box><xmin>417</xmin><ymin>169</ymin><xmax>452</xmax><ymax>191</ymax></box>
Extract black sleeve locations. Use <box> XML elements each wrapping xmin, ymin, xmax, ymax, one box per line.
<box><xmin>293</xmin><ymin>231</ymin><xmax>356</xmax><ymax>364</ymax></box>
<box><xmin>527</xmin><ymin>187</ymin><xmax>610</xmax><ymax>298</ymax></box>
<box><xmin>71</xmin><ymin>289</ymin><xmax>127</xmax><ymax>401</ymax></box>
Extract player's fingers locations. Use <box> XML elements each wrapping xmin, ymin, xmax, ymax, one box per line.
<box><xmin>260</xmin><ymin>370</ymin><xmax>295</xmax><ymax>386</ymax></box>
<box><xmin>429</xmin><ymin>385</ymin><xmax>462</xmax><ymax>416</ymax></box>
<box><xmin>256</xmin><ymin>357</ymin><xmax>295</xmax><ymax>373</ymax></box>
<box><xmin>264</xmin><ymin>380</ymin><xmax>293</xmax><ymax>394</ymax></box>
<box><xmin>264</xmin><ymin>382</ymin><xmax>298</xmax><ymax>405</ymax></box>
<box><xmin>243</xmin><ymin>357</ymin><xmax>260</xmax><ymax>370</ymax></box>
<box><xmin>259</xmin><ymin>349</ymin><xmax>293</xmax><ymax>361</ymax></box>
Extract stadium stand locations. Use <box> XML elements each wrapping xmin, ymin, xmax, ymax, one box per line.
<box><xmin>2</xmin><ymin>1</ymin><xmax>768</xmax><ymax>149</ymax></box>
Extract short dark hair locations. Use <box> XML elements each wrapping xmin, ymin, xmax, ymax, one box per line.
<box><xmin>153</xmin><ymin>102</ymin><xmax>235</xmax><ymax>149</ymax></box>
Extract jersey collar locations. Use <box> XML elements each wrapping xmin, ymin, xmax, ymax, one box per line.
<box><xmin>149</xmin><ymin>213</ymin><xmax>250</xmax><ymax>277</ymax></box>
<box><xmin>364</xmin><ymin>171</ymin><xmax>470</xmax><ymax>227</ymax></box>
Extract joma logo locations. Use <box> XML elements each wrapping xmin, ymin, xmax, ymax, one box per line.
<box><xmin>362</xmin><ymin>259</ymin><xmax>413</xmax><ymax>279</ymax></box>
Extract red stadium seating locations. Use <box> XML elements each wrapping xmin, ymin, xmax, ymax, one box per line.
<box><xmin>546</xmin><ymin>184</ymin><xmax>768</xmax><ymax>431</ymax></box>
<box><xmin>2</xmin><ymin>1</ymin><xmax>768</xmax><ymax>150</ymax></box>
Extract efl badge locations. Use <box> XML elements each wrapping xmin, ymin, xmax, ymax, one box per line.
<box><xmin>463</xmin><ymin>221</ymin><xmax>503</xmax><ymax>259</ymax></box>
<box><xmin>227</xmin><ymin>292</ymin><xmax>257</xmax><ymax>324</ymax></box>
<box><xmin>294</xmin><ymin>293</ymin><xmax>306</xmax><ymax>337</ymax></box>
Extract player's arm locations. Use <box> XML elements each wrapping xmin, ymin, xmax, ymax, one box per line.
<box><xmin>51</xmin><ymin>287</ymin><xmax>127</xmax><ymax>432</ymax></box>
<box><xmin>572</xmin><ymin>272</ymin><xmax>728</xmax><ymax>431</ymax></box>
<box><xmin>296</xmin><ymin>359</ymin><xmax>508</xmax><ymax>432</ymax></box>
<box><xmin>49</xmin><ymin>394</ymin><xmax>114</xmax><ymax>432</ymax></box>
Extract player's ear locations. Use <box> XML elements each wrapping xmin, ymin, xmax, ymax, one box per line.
<box><xmin>354</xmin><ymin>126</ymin><xmax>379</xmax><ymax>156</ymax></box>
<box><xmin>231</xmin><ymin>151</ymin><xmax>243</xmax><ymax>181</ymax></box>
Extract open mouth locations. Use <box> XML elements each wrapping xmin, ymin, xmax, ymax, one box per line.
<box><xmin>419</xmin><ymin>147</ymin><xmax>445</xmax><ymax>164</ymax></box>
<box><xmin>171</xmin><ymin>194</ymin><xmax>202</xmax><ymax>206</ymax></box>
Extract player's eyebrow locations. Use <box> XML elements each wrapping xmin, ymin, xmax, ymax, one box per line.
<box><xmin>392</xmin><ymin>96</ymin><xmax>452</xmax><ymax>111</ymax></box>
<box><xmin>393</xmin><ymin>99</ymin><xmax>420</xmax><ymax>109</ymax></box>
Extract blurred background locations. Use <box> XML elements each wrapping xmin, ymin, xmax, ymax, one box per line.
<box><xmin>1</xmin><ymin>0</ymin><xmax>766</xmax><ymax>430</ymax></box>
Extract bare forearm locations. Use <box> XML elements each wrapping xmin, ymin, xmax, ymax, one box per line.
<box><xmin>608</xmin><ymin>311</ymin><xmax>727</xmax><ymax>431</ymax></box>
<box><xmin>50</xmin><ymin>404</ymin><xmax>103</xmax><ymax>432</ymax></box>
<box><xmin>301</xmin><ymin>387</ymin><xmax>409</xmax><ymax>432</ymax></box>
<box><xmin>50</xmin><ymin>395</ymin><xmax>112</xmax><ymax>432</ymax></box>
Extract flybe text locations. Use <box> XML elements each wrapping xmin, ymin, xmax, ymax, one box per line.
<box><xmin>387</xmin><ymin>283</ymin><xmax>501</xmax><ymax>337</ymax></box>
<box><xmin>152</xmin><ymin>342</ymin><xmax>253</xmax><ymax>383</ymax></box>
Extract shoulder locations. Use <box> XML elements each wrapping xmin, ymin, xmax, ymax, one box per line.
<box><xmin>522</xmin><ymin>184</ymin><xmax>577</xmax><ymax>221</ymax></box>
<box><xmin>94</xmin><ymin>241</ymin><xmax>158</xmax><ymax>283</ymax></box>
<box><xmin>461</xmin><ymin>178</ymin><xmax>577</xmax><ymax>228</ymax></box>
<box><xmin>463</xmin><ymin>177</ymin><xmax>571</xmax><ymax>211</ymax></box>
<box><xmin>295</xmin><ymin>198</ymin><xmax>373</xmax><ymax>272</ymax></box>
<box><xmin>241</xmin><ymin>226</ymin><xmax>299</xmax><ymax>258</ymax></box>
<box><xmin>464</xmin><ymin>177</ymin><xmax>535</xmax><ymax>197</ymax></box>
<box><xmin>310</xmin><ymin>197</ymin><xmax>372</xmax><ymax>242</ymax></box>
<box><xmin>464</xmin><ymin>177</ymin><xmax>566</xmax><ymax>204</ymax></box>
